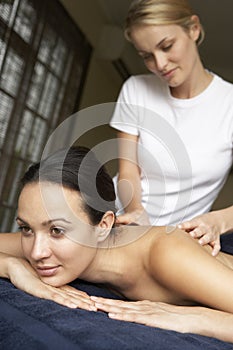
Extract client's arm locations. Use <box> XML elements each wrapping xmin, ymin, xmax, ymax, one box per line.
<box><xmin>91</xmin><ymin>297</ymin><xmax>233</xmax><ymax>343</ymax></box>
<box><xmin>0</xmin><ymin>233</ymin><xmax>96</xmax><ymax>311</ymax></box>
<box><xmin>0</xmin><ymin>232</ymin><xmax>23</xmax><ymax>257</ymax></box>
<box><xmin>178</xmin><ymin>205</ymin><xmax>233</xmax><ymax>256</ymax></box>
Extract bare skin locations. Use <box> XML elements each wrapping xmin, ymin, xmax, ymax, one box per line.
<box><xmin>2</xmin><ymin>226</ymin><xmax>233</xmax><ymax>307</ymax></box>
<box><xmin>1</xmin><ymin>182</ymin><xmax>233</xmax><ymax>343</ymax></box>
<box><xmin>178</xmin><ymin>206</ymin><xmax>233</xmax><ymax>256</ymax></box>
<box><xmin>1</xmin><ymin>228</ymin><xmax>233</xmax><ymax>343</ymax></box>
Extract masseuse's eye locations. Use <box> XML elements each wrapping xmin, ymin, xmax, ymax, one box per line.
<box><xmin>162</xmin><ymin>43</ymin><xmax>173</xmax><ymax>52</ymax></box>
<box><xmin>141</xmin><ymin>53</ymin><xmax>153</xmax><ymax>61</ymax></box>
<box><xmin>50</xmin><ymin>226</ymin><xmax>65</xmax><ymax>237</ymax></box>
<box><xmin>18</xmin><ymin>226</ymin><xmax>33</xmax><ymax>236</ymax></box>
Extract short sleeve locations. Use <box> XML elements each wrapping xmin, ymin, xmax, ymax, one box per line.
<box><xmin>110</xmin><ymin>76</ymin><xmax>141</xmax><ymax>135</ymax></box>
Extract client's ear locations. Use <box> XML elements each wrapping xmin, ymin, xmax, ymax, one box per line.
<box><xmin>96</xmin><ymin>211</ymin><xmax>115</xmax><ymax>242</ymax></box>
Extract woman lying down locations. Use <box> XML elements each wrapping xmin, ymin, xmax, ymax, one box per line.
<box><xmin>0</xmin><ymin>146</ymin><xmax>233</xmax><ymax>343</ymax></box>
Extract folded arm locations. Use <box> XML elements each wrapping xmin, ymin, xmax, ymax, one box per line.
<box><xmin>0</xmin><ymin>232</ymin><xmax>23</xmax><ymax>257</ymax></box>
<box><xmin>0</xmin><ymin>233</ymin><xmax>96</xmax><ymax>310</ymax></box>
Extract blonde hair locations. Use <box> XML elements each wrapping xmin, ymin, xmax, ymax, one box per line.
<box><xmin>125</xmin><ymin>0</ymin><xmax>205</xmax><ymax>46</ymax></box>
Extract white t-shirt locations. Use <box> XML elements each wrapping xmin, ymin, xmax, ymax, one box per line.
<box><xmin>110</xmin><ymin>73</ymin><xmax>233</xmax><ymax>225</ymax></box>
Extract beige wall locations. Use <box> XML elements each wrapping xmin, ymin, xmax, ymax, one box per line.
<box><xmin>60</xmin><ymin>0</ymin><xmax>123</xmax><ymax>109</ymax></box>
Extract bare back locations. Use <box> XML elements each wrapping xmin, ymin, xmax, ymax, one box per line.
<box><xmin>106</xmin><ymin>226</ymin><xmax>233</xmax><ymax>311</ymax></box>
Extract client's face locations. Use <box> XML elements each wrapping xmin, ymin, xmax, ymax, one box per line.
<box><xmin>17</xmin><ymin>182</ymin><xmax>99</xmax><ymax>287</ymax></box>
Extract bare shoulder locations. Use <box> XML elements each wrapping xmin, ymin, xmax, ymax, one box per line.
<box><xmin>147</xmin><ymin>227</ymin><xmax>233</xmax><ymax>312</ymax></box>
<box><xmin>147</xmin><ymin>226</ymin><xmax>209</xmax><ymax>275</ymax></box>
<box><xmin>149</xmin><ymin>226</ymin><xmax>198</xmax><ymax>251</ymax></box>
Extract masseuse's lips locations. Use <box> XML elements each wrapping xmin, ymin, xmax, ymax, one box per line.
<box><xmin>35</xmin><ymin>265</ymin><xmax>60</xmax><ymax>277</ymax></box>
<box><xmin>162</xmin><ymin>68</ymin><xmax>177</xmax><ymax>79</ymax></box>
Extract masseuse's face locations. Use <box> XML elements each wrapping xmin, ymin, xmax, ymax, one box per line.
<box><xmin>17</xmin><ymin>182</ymin><xmax>99</xmax><ymax>287</ymax></box>
<box><xmin>130</xmin><ymin>21</ymin><xmax>200</xmax><ymax>88</ymax></box>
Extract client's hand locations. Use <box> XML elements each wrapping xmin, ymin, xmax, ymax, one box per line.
<box><xmin>178</xmin><ymin>211</ymin><xmax>222</xmax><ymax>256</ymax></box>
<box><xmin>116</xmin><ymin>208</ymin><xmax>150</xmax><ymax>226</ymax></box>
<box><xmin>91</xmin><ymin>297</ymin><xmax>233</xmax><ymax>343</ymax></box>
<box><xmin>6</xmin><ymin>256</ymin><xmax>96</xmax><ymax>311</ymax></box>
<box><xmin>91</xmin><ymin>297</ymin><xmax>208</xmax><ymax>333</ymax></box>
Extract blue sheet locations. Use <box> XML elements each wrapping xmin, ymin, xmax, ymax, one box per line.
<box><xmin>0</xmin><ymin>232</ymin><xmax>233</xmax><ymax>350</ymax></box>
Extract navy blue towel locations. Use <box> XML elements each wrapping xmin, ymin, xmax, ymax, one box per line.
<box><xmin>221</xmin><ymin>232</ymin><xmax>233</xmax><ymax>255</ymax></box>
<box><xmin>1</xmin><ymin>278</ymin><xmax>233</xmax><ymax>349</ymax></box>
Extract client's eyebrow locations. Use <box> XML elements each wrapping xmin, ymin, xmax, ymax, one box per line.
<box><xmin>16</xmin><ymin>216</ymin><xmax>72</xmax><ymax>226</ymax></box>
<box><xmin>45</xmin><ymin>218</ymin><xmax>72</xmax><ymax>225</ymax></box>
<box><xmin>16</xmin><ymin>217</ymin><xmax>29</xmax><ymax>225</ymax></box>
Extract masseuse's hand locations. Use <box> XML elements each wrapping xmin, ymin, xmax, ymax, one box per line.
<box><xmin>178</xmin><ymin>211</ymin><xmax>222</xmax><ymax>256</ymax></box>
<box><xmin>6</xmin><ymin>256</ymin><xmax>97</xmax><ymax>311</ymax></box>
<box><xmin>91</xmin><ymin>297</ymin><xmax>210</xmax><ymax>334</ymax></box>
<box><xmin>116</xmin><ymin>208</ymin><xmax>151</xmax><ymax>226</ymax></box>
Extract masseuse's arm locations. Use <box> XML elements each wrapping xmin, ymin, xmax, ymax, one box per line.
<box><xmin>116</xmin><ymin>131</ymin><xmax>150</xmax><ymax>225</ymax></box>
<box><xmin>0</xmin><ymin>233</ymin><xmax>96</xmax><ymax>311</ymax></box>
<box><xmin>179</xmin><ymin>205</ymin><xmax>233</xmax><ymax>256</ymax></box>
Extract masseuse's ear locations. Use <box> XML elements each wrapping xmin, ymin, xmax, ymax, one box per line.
<box><xmin>96</xmin><ymin>211</ymin><xmax>115</xmax><ymax>242</ymax></box>
<box><xmin>189</xmin><ymin>15</ymin><xmax>201</xmax><ymax>42</ymax></box>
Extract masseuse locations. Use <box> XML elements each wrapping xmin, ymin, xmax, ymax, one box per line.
<box><xmin>110</xmin><ymin>0</ymin><xmax>233</xmax><ymax>255</ymax></box>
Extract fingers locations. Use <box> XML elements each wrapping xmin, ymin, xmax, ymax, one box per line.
<box><xmin>39</xmin><ymin>285</ymin><xmax>97</xmax><ymax>311</ymax></box>
<box><xmin>60</xmin><ymin>285</ymin><xmax>89</xmax><ymax>297</ymax></box>
<box><xmin>115</xmin><ymin>214</ymin><xmax>131</xmax><ymax>225</ymax></box>
<box><xmin>178</xmin><ymin>220</ymin><xmax>221</xmax><ymax>256</ymax></box>
<box><xmin>178</xmin><ymin>220</ymin><xmax>198</xmax><ymax>231</ymax></box>
<box><xmin>91</xmin><ymin>297</ymin><xmax>151</xmax><ymax>313</ymax></box>
<box><xmin>198</xmin><ymin>231</ymin><xmax>215</xmax><ymax>245</ymax></box>
<box><xmin>209</xmin><ymin>240</ymin><xmax>221</xmax><ymax>257</ymax></box>
<box><xmin>116</xmin><ymin>209</ymin><xmax>150</xmax><ymax>226</ymax></box>
<box><xmin>90</xmin><ymin>296</ymin><xmax>132</xmax><ymax>310</ymax></box>
<box><xmin>108</xmin><ymin>311</ymin><xmax>151</xmax><ymax>326</ymax></box>
<box><xmin>56</xmin><ymin>293</ymin><xmax>96</xmax><ymax>311</ymax></box>
<box><xmin>90</xmin><ymin>297</ymin><xmax>167</xmax><ymax>328</ymax></box>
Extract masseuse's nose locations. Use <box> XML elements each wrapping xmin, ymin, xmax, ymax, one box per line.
<box><xmin>30</xmin><ymin>233</ymin><xmax>51</xmax><ymax>261</ymax></box>
<box><xmin>154</xmin><ymin>51</ymin><xmax>168</xmax><ymax>71</ymax></box>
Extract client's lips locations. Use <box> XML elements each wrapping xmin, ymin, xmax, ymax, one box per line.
<box><xmin>35</xmin><ymin>266</ymin><xmax>60</xmax><ymax>277</ymax></box>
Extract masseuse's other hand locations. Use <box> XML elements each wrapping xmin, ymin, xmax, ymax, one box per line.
<box><xmin>178</xmin><ymin>211</ymin><xmax>222</xmax><ymax>256</ymax></box>
<box><xmin>116</xmin><ymin>208</ymin><xmax>150</xmax><ymax>226</ymax></box>
<box><xmin>6</xmin><ymin>256</ymin><xmax>97</xmax><ymax>311</ymax></box>
<box><xmin>91</xmin><ymin>297</ymin><xmax>208</xmax><ymax>334</ymax></box>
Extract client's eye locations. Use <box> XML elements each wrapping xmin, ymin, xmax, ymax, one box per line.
<box><xmin>50</xmin><ymin>227</ymin><xmax>65</xmax><ymax>237</ymax></box>
<box><xmin>18</xmin><ymin>226</ymin><xmax>33</xmax><ymax>236</ymax></box>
